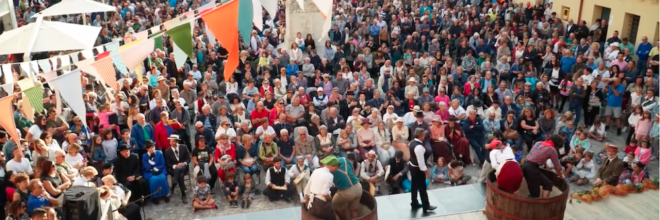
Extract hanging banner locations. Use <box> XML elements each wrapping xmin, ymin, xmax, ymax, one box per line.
<box><xmin>69</xmin><ymin>52</ymin><xmax>81</xmax><ymax>63</ymax></box>
<box><xmin>95</xmin><ymin>45</ymin><xmax>105</xmax><ymax>53</ymax></box>
<box><xmin>81</xmin><ymin>49</ymin><xmax>94</xmax><ymax>61</ymax></box>
<box><xmin>135</xmin><ymin>31</ymin><xmax>149</xmax><ymax>41</ymax></box>
<box><xmin>252</xmin><ymin>0</ymin><xmax>263</xmax><ymax>31</ymax></box>
<box><xmin>19</xmin><ymin>62</ymin><xmax>31</xmax><ymax>76</ymax></box>
<box><xmin>48</xmin><ymin>70</ymin><xmax>87</xmax><ymax>128</ymax></box>
<box><xmin>42</xmin><ymin>71</ymin><xmax>62</xmax><ymax>115</ymax></box>
<box><xmin>118</xmin><ymin>39</ymin><xmax>155</xmax><ymax>74</ymax></box>
<box><xmin>30</xmin><ymin>61</ymin><xmax>40</xmax><ymax>74</ymax></box>
<box><xmin>23</xmin><ymin>85</ymin><xmax>44</xmax><ymax>113</ymax></box>
<box><xmin>202</xmin><ymin>0</ymin><xmax>240</xmax><ymax>82</ymax></box>
<box><xmin>16</xmin><ymin>78</ymin><xmax>34</xmax><ymax>91</ymax></box>
<box><xmin>1</xmin><ymin>84</ymin><xmax>13</xmax><ymax>95</ymax></box>
<box><xmin>106</xmin><ymin>41</ymin><xmax>128</xmax><ymax>75</ymax></box>
<box><xmin>172</xmin><ymin>42</ymin><xmax>188</xmax><ymax>69</ymax></box>
<box><xmin>37</xmin><ymin>59</ymin><xmax>52</xmax><ymax>72</ymax></box>
<box><xmin>238</xmin><ymin>0</ymin><xmax>254</xmax><ymax>45</ymax></box>
<box><xmin>2</xmin><ymin>64</ymin><xmax>14</xmax><ymax>84</ymax></box>
<box><xmin>21</xmin><ymin>95</ymin><xmax>34</xmax><ymax>122</ymax></box>
<box><xmin>259</xmin><ymin>0</ymin><xmax>278</xmax><ymax>22</ymax></box>
<box><xmin>92</xmin><ymin>56</ymin><xmax>119</xmax><ymax>89</ymax></box>
<box><xmin>59</xmin><ymin>55</ymin><xmax>71</xmax><ymax>68</ymax></box>
<box><xmin>49</xmin><ymin>57</ymin><xmax>59</xmax><ymax>70</ymax></box>
<box><xmin>0</xmin><ymin>95</ymin><xmax>20</xmax><ymax>145</ymax></box>
<box><xmin>168</xmin><ymin>22</ymin><xmax>194</xmax><ymax>58</ymax></box>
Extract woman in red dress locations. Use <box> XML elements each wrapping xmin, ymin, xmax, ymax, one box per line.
<box><xmin>444</xmin><ymin>117</ymin><xmax>471</xmax><ymax>165</ymax></box>
<box><xmin>214</xmin><ymin>134</ymin><xmax>237</xmax><ymax>182</ymax></box>
<box><xmin>489</xmin><ymin>139</ymin><xmax>523</xmax><ymax>194</ymax></box>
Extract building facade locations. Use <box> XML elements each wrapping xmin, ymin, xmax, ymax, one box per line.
<box><xmin>513</xmin><ymin>0</ymin><xmax>659</xmax><ymax>47</ymax></box>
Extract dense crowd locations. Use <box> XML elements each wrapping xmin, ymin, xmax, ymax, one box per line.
<box><xmin>0</xmin><ymin>0</ymin><xmax>659</xmax><ymax>219</ymax></box>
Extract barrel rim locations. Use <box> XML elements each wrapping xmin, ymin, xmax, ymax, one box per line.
<box><xmin>485</xmin><ymin>175</ymin><xmax>570</xmax><ymax>203</ymax></box>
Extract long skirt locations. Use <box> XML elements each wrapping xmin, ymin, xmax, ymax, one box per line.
<box><xmin>496</xmin><ymin>161</ymin><xmax>523</xmax><ymax>194</ymax></box>
<box><xmin>450</xmin><ymin>137</ymin><xmax>472</xmax><ymax>165</ymax></box>
<box><xmin>431</xmin><ymin>141</ymin><xmax>453</xmax><ymax>163</ymax></box>
<box><xmin>147</xmin><ymin>174</ymin><xmax>169</xmax><ymax>199</ymax></box>
<box><xmin>305</xmin><ymin>197</ymin><xmax>336</xmax><ymax>220</ymax></box>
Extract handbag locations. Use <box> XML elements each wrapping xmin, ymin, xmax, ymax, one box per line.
<box><xmin>503</xmin><ymin>129</ymin><xmax>519</xmax><ymax>140</ymax></box>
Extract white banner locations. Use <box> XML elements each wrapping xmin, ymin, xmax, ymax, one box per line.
<box><xmin>49</xmin><ymin>70</ymin><xmax>87</xmax><ymax>128</ymax></box>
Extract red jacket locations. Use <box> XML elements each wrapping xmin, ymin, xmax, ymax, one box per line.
<box><xmin>215</xmin><ymin>143</ymin><xmax>237</xmax><ymax>162</ymax></box>
<box><xmin>154</xmin><ymin>121</ymin><xmax>182</xmax><ymax>150</ymax></box>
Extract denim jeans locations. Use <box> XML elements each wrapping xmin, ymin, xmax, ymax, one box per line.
<box><xmin>569</xmin><ymin>102</ymin><xmax>582</xmax><ymax>125</ymax></box>
<box><xmin>468</xmin><ymin>138</ymin><xmax>486</xmax><ymax>165</ymax></box>
<box><xmin>239</xmin><ymin>163</ymin><xmax>259</xmax><ymax>174</ymax></box>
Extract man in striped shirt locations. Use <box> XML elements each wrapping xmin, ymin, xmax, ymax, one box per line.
<box><xmin>522</xmin><ymin>135</ymin><xmax>565</xmax><ymax>198</ymax></box>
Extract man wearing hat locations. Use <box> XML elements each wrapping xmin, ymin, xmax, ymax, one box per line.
<box><xmin>164</xmin><ymin>135</ymin><xmax>191</xmax><ymax>203</ymax></box>
<box><xmin>114</xmin><ymin>144</ymin><xmax>148</xmax><ymax>204</ymax></box>
<box><xmin>155</xmin><ymin>76</ymin><xmax>170</xmax><ymax>101</ymax></box>
<box><xmin>303</xmin><ymin>156</ymin><xmax>337</xmax><ymax>220</ymax></box>
<box><xmin>522</xmin><ymin>135</ymin><xmax>565</xmax><ymax>198</ymax></box>
<box><xmin>405</xmin><ymin>78</ymin><xmax>420</xmax><ymax>99</ymax></box>
<box><xmin>360</xmin><ymin>150</ymin><xmax>384</xmax><ymax>194</ymax></box>
<box><xmin>313</xmin><ymin>87</ymin><xmax>329</xmax><ymax>109</ymax></box>
<box><xmin>338</xmin><ymin>90</ymin><xmax>357</xmax><ymax>119</ymax></box>
<box><xmin>594</xmin><ymin>144</ymin><xmax>624</xmax><ymax>186</ymax></box>
<box><xmin>263</xmin><ymin>157</ymin><xmax>296</xmax><ymax>202</ymax></box>
<box><xmin>386</xmin><ymin>151</ymin><xmax>409</xmax><ymax>194</ymax></box>
<box><xmin>418</xmin><ymin>87</ymin><xmax>434</xmax><ymax>108</ymax></box>
<box><xmin>323</xmin><ymin>154</ymin><xmax>362</xmax><ymax>220</ymax></box>
<box><xmin>410</xmin><ymin>107</ymin><xmax>431</xmax><ymax>144</ymax></box>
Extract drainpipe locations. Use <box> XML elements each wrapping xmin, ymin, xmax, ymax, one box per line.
<box><xmin>577</xmin><ymin>0</ymin><xmax>584</xmax><ymax>22</ymax></box>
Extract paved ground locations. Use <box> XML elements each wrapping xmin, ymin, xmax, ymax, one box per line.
<box><xmin>141</xmin><ymin>125</ymin><xmax>658</xmax><ymax>220</ymax></box>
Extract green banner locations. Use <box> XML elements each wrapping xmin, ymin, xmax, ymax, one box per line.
<box><xmin>167</xmin><ymin>22</ymin><xmax>194</xmax><ymax>58</ymax></box>
<box><xmin>238</xmin><ymin>0</ymin><xmax>254</xmax><ymax>45</ymax></box>
<box><xmin>23</xmin><ymin>86</ymin><xmax>44</xmax><ymax>113</ymax></box>
<box><xmin>149</xmin><ymin>31</ymin><xmax>163</xmax><ymax>50</ymax></box>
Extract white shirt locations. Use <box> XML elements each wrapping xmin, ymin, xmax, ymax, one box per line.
<box><xmin>489</xmin><ymin>145</ymin><xmax>516</xmax><ymax>170</ymax></box>
<box><xmin>576</xmin><ymin>158</ymin><xmax>596</xmax><ymax>179</ymax></box>
<box><xmin>265</xmin><ymin>166</ymin><xmax>290</xmax><ymax>186</ymax></box>
<box><xmin>592</xmin><ymin>68</ymin><xmax>610</xmax><ymax>89</ymax></box>
<box><xmin>27</xmin><ymin>125</ymin><xmax>43</xmax><ymax>141</ymax></box>
<box><xmin>448</xmin><ymin>106</ymin><xmax>466</xmax><ymax>119</ymax></box>
<box><xmin>215</xmin><ymin>127</ymin><xmax>237</xmax><ymax>139</ymax></box>
<box><xmin>360</xmin><ymin>159</ymin><xmax>384</xmax><ymax>180</ymax></box>
<box><xmin>255</xmin><ymin>126</ymin><xmax>276</xmax><ymax>140</ymax></box>
<box><xmin>6</xmin><ymin>158</ymin><xmax>33</xmax><ymax>174</ymax></box>
<box><xmin>65</xmin><ymin>153</ymin><xmax>85</xmax><ymax>168</ymax></box>
<box><xmin>303</xmin><ymin>167</ymin><xmax>333</xmax><ymax>203</ymax></box>
<box><xmin>412</xmin><ymin>138</ymin><xmax>428</xmax><ymax>171</ymax></box>
<box><xmin>72</xmin><ymin>176</ymin><xmax>93</xmax><ymax>187</ymax></box>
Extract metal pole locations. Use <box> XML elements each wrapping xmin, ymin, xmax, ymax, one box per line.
<box><xmin>23</xmin><ymin>14</ymin><xmax>44</xmax><ymax>62</ymax></box>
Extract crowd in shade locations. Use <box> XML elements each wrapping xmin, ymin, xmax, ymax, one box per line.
<box><xmin>0</xmin><ymin>0</ymin><xmax>659</xmax><ymax>219</ymax></box>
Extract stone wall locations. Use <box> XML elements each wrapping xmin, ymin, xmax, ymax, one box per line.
<box><xmin>284</xmin><ymin>0</ymin><xmax>328</xmax><ymax>58</ymax></box>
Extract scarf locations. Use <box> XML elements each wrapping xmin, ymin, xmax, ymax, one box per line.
<box><xmin>217</xmin><ymin>143</ymin><xmax>231</xmax><ymax>156</ymax></box>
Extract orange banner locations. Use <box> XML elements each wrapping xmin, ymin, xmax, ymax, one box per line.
<box><xmin>202</xmin><ymin>0</ymin><xmax>240</xmax><ymax>82</ymax></box>
<box><xmin>92</xmin><ymin>57</ymin><xmax>119</xmax><ymax>89</ymax></box>
<box><xmin>0</xmin><ymin>95</ymin><xmax>20</xmax><ymax>145</ymax></box>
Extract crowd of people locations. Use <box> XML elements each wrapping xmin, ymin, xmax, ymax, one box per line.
<box><xmin>0</xmin><ymin>0</ymin><xmax>659</xmax><ymax>219</ymax></box>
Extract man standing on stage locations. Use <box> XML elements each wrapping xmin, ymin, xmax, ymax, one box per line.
<box><xmin>325</xmin><ymin>154</ymin><xmax>362</xmax><ymax>219</ymax></box>
<box><xmin>409</xmin><ymin>128</ymin><xmax>437</xmax><ymax>214</ymax></box>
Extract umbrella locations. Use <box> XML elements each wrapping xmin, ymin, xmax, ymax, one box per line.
<box><xmin>0</xmin><ymin>16</ymin><xmax>101</xmax><ymax>55</ymax></box>
<box><xmin>33</xmin><ymin>0</ymin><xmax>116</xmax><ymax>17</ymax></box>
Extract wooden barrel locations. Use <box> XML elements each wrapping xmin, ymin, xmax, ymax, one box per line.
<box><xmin>301</xmin><ymin>190</ymin><xmax>378</xmax><ymax>220</ymax></box>
<box><xmin>485</xmin><ymin>169</ymin><xmax>569</xmax><ymax>220</ymax></box>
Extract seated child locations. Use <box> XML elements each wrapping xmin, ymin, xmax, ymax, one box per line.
<box><xmin>587</xmin><ymin>118</ymin><xmax>606</xmax><ymax>142</ymax></box>
<box><xmin>97</xmin><ymin>104</ymin><xmax>120</xmax><ymax>136</ymax></box>
<box><xmin>192</xmin><ymin>176</ymin><xmax>217</xmax><ymax>212</ymax></box>
<box><xmin>624</xmin><ymin>139</ymin><xmax>639</xmax><ymax>155</ymax></box>
<box><xmin>223</xmin><ymin>172</ymin><xmax>241</xmax><ymax>208</ymax></box>
<box><xmin>241</xmin><ymin>174</ymin><xmax>256</xmax><ymax>209</ymax></box>
<box><xmin>431</xmin><ymin>158</ymin><xmax>450</xmax><ymax>184</ymax></box>
<box><xmin>448</xmin><ymin>160</ymin><xmax>471</xmax><ymax>186</ymax></box>
<box><xmin>572</xmin><ymin>151</ymin><xmax>595</xmax><ymax>185</ymax></box>
<box><xmin>512</xmin><ymin>145</ymin><xmax>523</xmax><ymax>164</ymax></box>
<box><xmin>561</xmin><ymin>148</ymin><xmax>584</xmax><ymax>181</ymax></box>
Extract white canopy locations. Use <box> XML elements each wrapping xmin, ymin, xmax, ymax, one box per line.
<box><xmin>33</xmin><ymin>0</ymin><xmax>116</xmax><ymax>17</ymax></box>
<box><xmin>0</xmin><ymin>19</ymin><xmax>101</xmax><ymax>55</ymax></box>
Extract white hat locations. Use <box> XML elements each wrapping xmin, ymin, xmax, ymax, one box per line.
<box><xmin>317</xmin><ymin>87</ymin><xmax>323</xmax><ymax>91</ymax></box>
<box><xmin>396</xmin><ymin>117</ymin><xmax>405</xmax><ymax>123</ymax></box>
<box><xmin>408</xmin><ymin>78</ymin><xmax>416</xmax><ymax>83</ymax></box>
<box><xmin>610</xmin><ymin>42</ymin><xmax>620</xmax><ymax>47</ymax></box>
<box><xmin>413</xmin><ymin>105</ymin><xmax>421</xmax><ymax>112</ymax></box>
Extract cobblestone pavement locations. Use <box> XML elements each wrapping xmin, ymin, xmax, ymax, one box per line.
<box><xmin>142</xmin><ymin>128</ymin><xmax>658</xmax><ymax>220</ymax></box>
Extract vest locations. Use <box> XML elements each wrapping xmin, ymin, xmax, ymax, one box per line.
<box><xmin>268</xmin><ymin>167</ymin><xmax>287</xmax><ymax>186</ymax></box>
<box><xmin>408</xmin><ymin>140</ymin><xmax>427</xmax><ymax>166</ymax></box>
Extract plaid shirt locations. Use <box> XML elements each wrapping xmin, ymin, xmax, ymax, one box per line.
<box><xmin>526</xmin><ymin>141</ymin><xmax>562</xmax><ymax>174</ymax></box>
<box><xmin>294</xmin><ymin>137</ymin><xmax>316</xmax><ymax>157</ymax></box>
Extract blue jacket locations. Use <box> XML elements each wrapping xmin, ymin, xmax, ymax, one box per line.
<box><xmin>92</xmin><ymin>146</ymin><xmax>107</xmax><ymax>162</ymax></box>
<box><xmin>462</xmin><ymin>116</ymin><xmax>485</xmax><ymax>139</ymax></box>
<box><xmin>131</xmin><ymin>123</ymin><xmax>155</xmax><ymax>150</ymax></box>
<box><xmin>431</xmin><ymin>165</ymin><xmax>448</xmax><ymax>182</ymax></box>
<box><xmin>369</xmin><ymin>25</ymin><xmax>380</xmax><ymax>37</ymax></box>
<box><xmin>636</xmin><ymin>42</ymin><xmax>653</xmax><ymax>61</ymax></box>
<box><xmin>501</xmin><ymin>104</ymin><xmax>520</xmax><ymax>117</ymax></box>
<box><xmin>236</xmin><ymin>143</ymin><xmax>259</xmax><ymax>163</ymax></box>
<box><xmin>286</xmin><ymin>64</ymin><xmax>299</xmax><ymax>77</ymax></box>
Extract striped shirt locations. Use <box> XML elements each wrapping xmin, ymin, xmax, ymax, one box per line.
<box><xmin>526</xmin><ymin>141</ymin><xmax>562</xmax><ymax>174</ymax></box>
